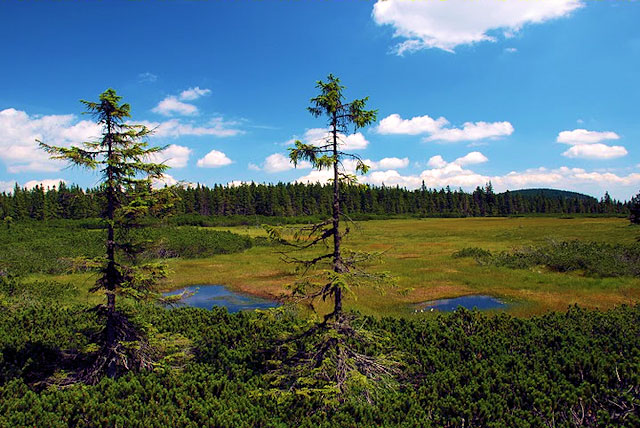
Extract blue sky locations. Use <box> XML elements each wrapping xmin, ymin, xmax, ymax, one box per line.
<box><xmin>1</xmin><ymin>0</ymin><xmax>639</xmax><ymax>200</ymax></box>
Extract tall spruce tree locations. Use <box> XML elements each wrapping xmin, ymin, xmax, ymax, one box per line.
<box><xmin>266</xmin><ymin>75</ymin><xmax>398</xmax><ymax>399</ymax></box>
<box><xmin>277</xmin><ymin>74</ymin><xmax>378</xmax><ymax>319</ymax></box>
<box><xmin>39</xmin><ymin>89</ymin><xmax>169</xmax><ymax>381</ymax></box>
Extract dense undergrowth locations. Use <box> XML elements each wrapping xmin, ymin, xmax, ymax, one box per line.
<box><xmin>0</xmin><ymin>220</ymin><xmax>253</xmax><ymax>275</ymax></box>
<box><xmin>454</xmin><ymin>240</ymin><xmax>640</xmax><ymax>277</ymax></box>
<box><xmin>0</xmin><ymin>278</ymin><xmax>639</xmax><ymax>427</ymax></box>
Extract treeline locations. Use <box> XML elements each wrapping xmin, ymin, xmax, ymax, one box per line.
<box><xmin>0</xmin><ymin>181</ymin><xmax>629</xmax><ymax>221</ymax></box>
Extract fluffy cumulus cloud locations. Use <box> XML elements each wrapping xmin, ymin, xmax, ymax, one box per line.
<box><xmin>556</xmin><ymin>129</ymin><xmax>620</xmax><ymax>145</ymax></box>
<box><xmin>453</xmin><ymin>151</ymin><xmax>489</xmax><ymax>166</ymax></box>
<box><xmin>196</xmin><ymin>149</ymin><xmax>233</xmax><ymax>168</ymax></box>
<box><xmin>152</xmin><ymin>96</ymin><xmax>198</xmax><ymax>116</ymax></box>
<box><xmin>297</xmin><ymin>128</ymin><xmax>371</xmax><ymax>150</ymax></box>
<box><xmin>152</xmin><ymin>87</ymin><xmax>212</xmax><ymax>116</ymax></box>
<box><xmin>179</xmin><ymin>87</ymin><xmax>211</xmax><ymax>101</ymax></box>
<box><xmin>377</xmin><ymin>114</ymin><xmax>448</xmax><ymax>135</ymax></box>
<box><xmin>372</xmin><ymin>0</ymin><xmax>583</xmax><ymax>53</ymax></box>
<box><xmin>366</xmin><ymin>157</ymin><xmax>410</xmax><ymax>170</ymax></box>
<box><xmin>0</xmin><ymin>108</ymin><xmax>101</xmax><ymax>173</ymax></box>
<box><xmin>557</xmin><ymin>129</ymin><xmax>627</xmax><ymax>160</ymax></box>
<box><xmin>378</xmin><ymin>113</ymin><xmax>513</xmax><ymax>143</ymax></box>
<box><xmin>426</xmin><ymin>121</ymin><xmax>514</xmax><ymax>143</ymax></box>
<box><xmin>258</xmin><ymin>153</ymin><xmax>311</xmax><ymax>173</ymax></box>
<box><xmin>147</xmin><ymin>144</ymin><xmax>192</xmax><ymax>168</ymax></box>
<box><xmin>296</xmin><ymin>156</ymin><xmax>413</xmax><ymax>184</ymax></box>
<box><xmin>562</xmin><ymin>143</ymin><xmax>628</xmax><ymax>160</ymax></box>
<box><xmin>138</xmin><ymin>117</ymin><xmax>242</xmax><ymax>138</ymax></box>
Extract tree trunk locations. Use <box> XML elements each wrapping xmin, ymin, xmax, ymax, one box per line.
<box><xmin>331</xmin><ymin>113</ymin><xmax>343</xmax><ymax>316</ymax></box>
<box><xmin>105</xmin><ymin>118</ymin><xmax>118</xmax><ymax>378</ymax></box>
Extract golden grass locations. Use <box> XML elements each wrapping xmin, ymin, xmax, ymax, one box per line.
<box><xmin>31</xmin><ymin>217</ymin><xmax>640</xmax><ymax>317</ymax></box>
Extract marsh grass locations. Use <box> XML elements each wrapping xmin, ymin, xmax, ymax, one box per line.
<box><xmin>18</xmin><ymin>217</ymin><xmax>640</xmax><ymax>317</ymax></box>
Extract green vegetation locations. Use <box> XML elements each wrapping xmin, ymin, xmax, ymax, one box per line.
<box><xmin>0</xmin><ymin>221</ymin><xmax>254</xmax><ymax>276</ymax></box>
<box><xmin>6</xmin><ymin>217</ymin><xmax>639</xmax><ymax>316</ymax></box>
<box><xmin>456</xmin><ymin>241</ymin><xmax>640</xmax><ymax>278</ymax></box>
<box><xmin>0</xmin><ymin>293</ymin><xmax>638</xmax><ymax>426</ymax></box>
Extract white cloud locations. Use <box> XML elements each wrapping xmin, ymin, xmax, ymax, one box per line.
<box><xmin>302</xmin><ymin>128</ymin><xmax>370</xmax><ymax>150</ymax></box>
<box><xmin>264</xmin><ymin>153</ymin><xmax>301</xmax><ymax>173</ymax></box>
<box><xmin>562</xmin><ymin>143</ymin><xmax>628</xmax><ymax>160</ymax></box>
<box><xmin>367</xmin><ymin>157</ymin><xmax>410</xmax><ymax>170</ymax></box>
<box><xmin>147</xmin><ymin>144</ymin><xmax>192</xmax><ymax>168</ymax></box>
<box><xmin>426</xmin><ymin>121</ymin><xmax>514</xmax><ymax>143</ymax></box>
<box><xmin>556</xmin><ymin>129</ymin><xmax>620</xmax><ymax>145</ymax></box>
<box><xmin>453</xmin><ymin>151</ymin><xmax>489</xmax><ymax>166</ymax></box>
<box><xmin>377</xmin><ymin>113</ymin><xmax>513</xmax><ymax>143</ymax></box>
<box><xmin>295</xmin><ymin>156</ymin><xmax>409</xmax><ymax>184</ymax></box>
<box><xmin>196</xmin><ymin>150</ymin><xmax>233</xmax><ymax>168</ymax></box>
<box><xmin>427</xmin><ymin>155</ymin><xmax>448</xmax><ymax>168</ymax></box>
<box><xmin>23</xmin><ymin>178</ymin><xmax>66</xmax><ymax>190</ymax></box>
<box><xmin>377</xmin><ymin>113</ymin><xmax>448</xmax><ymax>135</ymax></box>
<box><xmin>372</xmin><ymin>0</ymin><xmax>583</xmax><ymax>53</ymax></box>
<box><xmin>253</xmin><ymin>153</ymin><xmax>312</xmax><ymax>173</ymax></box>
<box><xmin>0</xmin><ymin>108</ymin><xmax>101</xmax><ymax>173</ymax></box>
<box><xmin>139</xmin><ymin>117</ymin><xmax>242</xmax><ymax>138</ymax></box>
<box><xmin>504</xmin><ymin>47</ymin><xmax>518</xmax><ymax>54</ymax></box>
<box><xmin>152</xmin><ymin>96</ymin><xmax>198</xmax><ymax>116</ymax></box>
<box><xmin>179</xmin><ymin>87</ymin><xmax>211</xmax><ymax>101</ymax></box>
<box><xmin>295</xmin><ymin>169</ymin><xmax>334</xmax><ymax>185</ymax></box>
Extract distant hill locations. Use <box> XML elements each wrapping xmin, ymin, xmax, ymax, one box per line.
<box><xmin>502</xmin><ymin>188</ymin><xmax>597</xmax><ymax>201</ymax></box>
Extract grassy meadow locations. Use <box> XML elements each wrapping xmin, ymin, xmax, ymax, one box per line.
<box><xmin>29</xmin><ymin>216</ymin><xmax>639</xmax><ymax>317</ymax></box>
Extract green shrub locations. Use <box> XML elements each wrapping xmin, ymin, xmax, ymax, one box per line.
<box><xmin>0</xmin><ymin>303</ymin><xmax>638</xmax><ymax>427</ymax></box>
<box><xmin>455</xmin><ymin>241</ymin><xmax>640</xmax><ymax>277</ymax></box>
<box><xmin>0</xmin><ymin>221</ymin><xmax>253</xmax><ymax>275</ymax></box>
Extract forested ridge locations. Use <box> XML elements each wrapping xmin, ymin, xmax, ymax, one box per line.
<box><xmin>0</xmin><ymin>181</ymin><xmax>628</xmax><ymax>221</ymax></box>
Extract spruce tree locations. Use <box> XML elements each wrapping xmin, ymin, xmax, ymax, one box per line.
<box><xmin>266</xmin><ymin>75</ymin><xmax>398</xmax><ymax>399</ymax></box>
<box><xmin>39</xmin><ymin>89</ymin><xmax>169</xmax><ymax>381</ymax></box>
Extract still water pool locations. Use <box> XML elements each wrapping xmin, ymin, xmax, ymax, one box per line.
<box><xmin>164</xmin><ymin>285</ymin><xmax>279</xmax><ymax>313</ymax></box>
<box><xmin>416</xmin><ymin>295</ymin><xmax>509</xmax><ymax>312</ymax></box>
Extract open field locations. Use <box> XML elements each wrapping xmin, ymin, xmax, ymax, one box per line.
<box><xmin>22</xmin><ymin>217</ymin><xmax>640</xmax><ymax>317</ymax></box>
